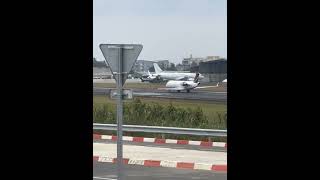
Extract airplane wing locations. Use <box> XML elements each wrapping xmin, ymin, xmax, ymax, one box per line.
<box><xmin>195</xmin><ymin>86</ymin><xmax>218</xmax><ymax>89</ymax></box>
<box><xmin>158</xmin><ymin>87</ymin><xmax>185</xmax><ymax>91</ymax></box>
<box><xmin>194</xmin><ymin>83</ymin><xmax>220</xmax><ymax>89</ymax></box>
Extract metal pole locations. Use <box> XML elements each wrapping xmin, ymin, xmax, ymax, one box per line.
<box><xmin>117</xmin><ymin>46</ymin><xmax>124</xmax><ymax>180</ymax></box>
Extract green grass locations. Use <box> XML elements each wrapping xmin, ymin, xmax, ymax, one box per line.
<box><xmin>93</xmin><ymin>82</ymin><xmax>227</xmax><ymax>92</ymax></box>
<box><xmin>93</xmin><ymin>95</ymin><xmax>227</xmax><ymax>141</ymax></box>
<box><xmin>93</xmin><ymin>95</ymin><xmax>226</xmax><ymax>118</ymax></box>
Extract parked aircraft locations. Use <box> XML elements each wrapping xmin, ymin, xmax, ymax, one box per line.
<box><xmin>158</xmin><ymin>73</ymin><xmax>218</xmax><ymax>93</ymax></box>
<box><xmin>153</xmin><ymin>63</ymin><xmax>204</xmax><ymax>81</ymax></box>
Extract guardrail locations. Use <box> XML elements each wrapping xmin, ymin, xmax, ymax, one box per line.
<box><xmin>93</xmin><ymin>123</ymin><xmax>227</xmax><ymax>137</ymax></box>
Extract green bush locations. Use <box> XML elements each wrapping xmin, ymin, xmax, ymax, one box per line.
<box><xmin>93</xmin><ymin>98</ymin><xmax>227</xmax><ymax>141</ymax></box>
<box><xmin>93</xmin><ymin>104</ymin><xmax>115</xmax><ymax>124</ymax></box>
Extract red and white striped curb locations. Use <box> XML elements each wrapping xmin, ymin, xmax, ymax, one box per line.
<box><xmin>93</xmin><ymin>134</ymin><xmax>227</xmax><ymax>148</ymax></box>
<box><xmin>93</xmin><ymin>155</ymin><xmax>227</xmax><ymax>172</ymax></box>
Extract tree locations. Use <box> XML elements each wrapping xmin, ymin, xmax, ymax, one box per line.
<box><xmin>190</xmin><ymin>66</ymin><xmax>199</xmax><ymax>72</ymax></box>
<box><xmin>191</xmin><ymin>61</ymin><xmax>197</xmax><ymax>67</ymax></box>
<box><xmin>167</xmin><ymin>63</ymin><xmax>177</xmax><ymax>71</ymax></box>
<box><xmin>148</xmin><ymin>66</ymin><xmax>155</xmax><ymax>72</ymax></box>
<box><xmin>159</xmin><ymin>63</ymin><xmax>165</xmax><ymax>70</ymax></box>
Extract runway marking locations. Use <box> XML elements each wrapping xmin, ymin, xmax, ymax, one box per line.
<box><xmin>99</xmin><ymin>156</ymin><xmax>113</xmax><ymax>163</ymax></box>
<box><xmin>93</xmin><ymin>177</ymin><xmax>117</xmax><ymax>180</ymax></box>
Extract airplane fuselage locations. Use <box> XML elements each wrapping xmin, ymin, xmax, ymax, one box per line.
<box><xmin>166</xmin><ymin>80</ymin><xmax>199</xmax><ymax>90</ymax></box>
<box><xmin>159</xmin><ymin>72</ymin><xmax>203</xmax><ymax>80</ymax></box>
<box><xmin>153</xmin><ymin>62</ymin><xmax>204</xmax><ymax>81</ymax></box>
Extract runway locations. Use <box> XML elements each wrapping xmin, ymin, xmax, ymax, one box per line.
<box><xmin>93</xmin><ymin>162</ymin><xmax>227</xmax><ymax>180</ymax></box>
<box><xmin>93</xmin><ymin>87</ymin><xmax>227</xmax><ymax>102</ymax></box>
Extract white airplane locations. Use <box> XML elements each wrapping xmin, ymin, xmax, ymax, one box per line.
<box><xmin>153</xmin><ymin>63</ymin><xmax>204</xmax><ymax>81</ymax></box>
<box><xmin>159</xmin><ymin>73</ymin><xmax>219</xmax><ymax>93</ymax></box>
<box><xmin>222</xmin><ymin>79</ymin><xmax>227</xmax><ymax>83</ymax></box>
<box><xmin>140</xmin><ymin>71</ymin><xmax>160</xmax><ymax>83</ymax></box>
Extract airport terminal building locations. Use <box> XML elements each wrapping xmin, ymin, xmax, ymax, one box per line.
<box><xmin>199</xmin><ymin>59</ymin><xmax>227</xmax><ymax>73</ymax></box>
<box><xmin>199</xmin><ymin>59</ymin><xmax>227</xmax><ymax>83</ymax></box>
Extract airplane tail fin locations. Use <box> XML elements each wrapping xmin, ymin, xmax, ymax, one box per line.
<box><xmin>148</xmin><ymin>70</ymin><xmax>151</xmax><ymax>76</ymax></box>
<box><xmin>193</xmin><ymin>73</ymin><xmax>200</xmax><ymax>83</ymax></box>
<box><xmin>153</xmin><ymin>63</ymin><xmax>163</xmax><ymax>74</ymax></box>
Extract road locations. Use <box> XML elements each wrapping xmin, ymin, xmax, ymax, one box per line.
<box><xmin>93</xmin><ymin>87</ymin><xmax>227</xmax><ymax>102</ymax></box>
<box><xmin>93</xmin><ymin>162</ymin><xmax>227</xmax><ymax>180</ymax></box>
<box><xmin>93</xmin><ymin>142</ymin><xmax>227</xmax><ymax>165</ymax></box>
<box><xmin>94</xmin><ymin>139</ymin><xmax>227</xmax><ymax>152</ymax></box>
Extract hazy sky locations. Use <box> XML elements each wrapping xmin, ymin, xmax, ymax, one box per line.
<box><xmin>93</xmin><ymin>0</ymin><xmax>227</xmax><ymax>64</ymax></box>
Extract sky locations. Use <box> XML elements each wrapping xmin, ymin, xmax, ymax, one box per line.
<box><xmin>93</xmin><ymin>0</ymin><xmax>227</xmax><ymax>64</ymax></box>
